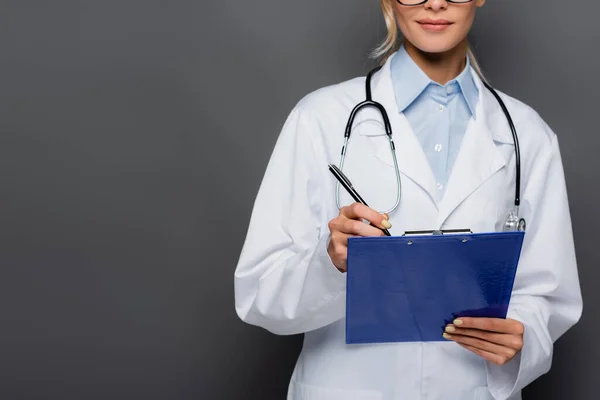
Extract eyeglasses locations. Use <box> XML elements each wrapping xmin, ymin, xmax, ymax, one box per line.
<box><xmin>397</xmin><ymin>0</ymin><xmax>473</xmax><ymax>5</ymax></box>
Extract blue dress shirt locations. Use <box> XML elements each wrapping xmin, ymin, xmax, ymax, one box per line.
<box><xmin>390</xmin><ymin>46</ymin><xmax>479</xmax><ymax>198</ymax></box>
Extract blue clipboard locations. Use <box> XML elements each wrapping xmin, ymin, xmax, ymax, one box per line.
<box><xmin>345</xmin><ymin>231</ymin><xmax>525</xmax><ymax>344</ymax></box>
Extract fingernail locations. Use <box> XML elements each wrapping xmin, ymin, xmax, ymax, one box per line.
<box><xmin>383</xmin><ymin>213</ymin><xmax>389</xmax><ymax>220</ymax></box>
<box><xmin>445</xmin><ymin>326</ymin><xmax>456</xmax><ymax>333</ymax></box>
<box><xmin>382</xmin><ymin>220</ymin><xmax>392</xmax><ymax>229</ymax></box>
<box><xmin>453</xmin><ymin>319</ymin><xmax>463</xmax><ymax>326</ymax></box>
<box><xmin>443</xmin><ymin>333</ymin><xmax>452</xmax><ymax>340</ymax></box>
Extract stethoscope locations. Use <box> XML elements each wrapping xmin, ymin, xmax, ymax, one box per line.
<box><xmin>335</xmin><ymin>66</ymin><xmax>527</xmax><ymax>232</ymax></box>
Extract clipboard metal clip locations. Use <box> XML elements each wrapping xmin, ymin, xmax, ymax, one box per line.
<box><xmin>402</xmin><ymin>229</ymin><xmax>473</xmax><ymax>236</ymax></box>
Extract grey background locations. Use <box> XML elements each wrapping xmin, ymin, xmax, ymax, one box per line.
<box><xmin>0</xmin><ymin>1</ymin><xmax>596</xmax><ymax>399</ymax></box>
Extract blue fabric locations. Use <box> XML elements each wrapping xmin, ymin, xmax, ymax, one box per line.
<box><xmin>390</xmin><ymin>46</ymin><xmax>479</xmax><ymax>199</ymax></box>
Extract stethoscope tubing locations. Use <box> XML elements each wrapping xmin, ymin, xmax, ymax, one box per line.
<box><xmin>336</xmin><ymin>66</ymin><xmax>522</xmax><ymax>218</ymax></box>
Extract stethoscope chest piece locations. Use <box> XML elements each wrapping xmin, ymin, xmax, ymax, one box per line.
<box><xmin>503</xmin><ymin>209</ymin><xmax>527</xmax><ymax>232</ymax></box>
<box><xmin>518</xmin><ymin>218</ymin><xmax>527</xmax><ymax>232</ymax></box>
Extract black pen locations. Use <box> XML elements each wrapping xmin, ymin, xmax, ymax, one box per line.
<box><xmin>328</xmin><ymin>164</ymin><xmax>391</xmax><ymax>236</ymax></box>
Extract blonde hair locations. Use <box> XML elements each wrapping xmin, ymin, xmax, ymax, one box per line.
<box><xmin>372</xmin><ymin>0</ymin><xmax>485</xmax><ymax>78</ymax></box>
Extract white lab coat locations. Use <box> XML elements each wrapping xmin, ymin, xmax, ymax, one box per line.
<box><xmin>234</xmin><ymin>53</ymin><xmax>582</xmax><ymax>400</ymax></box>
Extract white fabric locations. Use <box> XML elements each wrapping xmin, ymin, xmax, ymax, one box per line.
<box><xmin>234</xmin><ymin>53</ymin><xmax>582</xmax><ymax>400</ymax></box>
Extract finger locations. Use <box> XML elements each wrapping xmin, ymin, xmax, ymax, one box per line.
<box><xmin>329</xmin><ymin>215</ymin><xmax>383</xmax><ymax>243</ymax></box>
<box><xmin>446</xmin><ymin>326</ymin><xmax>523</xmax><ymax>350</ymax></box>
<box><xmin>340</xmin><ymin>218</ymin><xmax>386</xmax><ymax>237</ymax></box>
<box><xmin>453</xmin><ymin>317</ymin><xmax>525</xmax><ymax>335</ymax></box>
<box><xmin>443</xmin><ymin>332</ymin><xmax>518</xmax><ymax>361</ymax></box>
<box><xmin>328</xmin><ymin>229</ymin><xmax>349</xmax><ymax>247</ymax></box>
<box><xmin>331</xmin><ymin>212</ymin><xmax>385</xmax><ymax>237</ymax></box>
<box><xmin>455</xmin><ymin>342</ymin><xmax>510</xmax><ymax>366</ymax></box>
<box><xmin>341</xmin><ymin>203</ymin><xmax>390</xmax><ymax>229</ymax></box>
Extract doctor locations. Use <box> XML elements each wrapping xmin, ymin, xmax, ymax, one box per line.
<box><xmin>235</xmin><ymin>0</ymin><xmax>582</xmax><ymax>399</ymax></box>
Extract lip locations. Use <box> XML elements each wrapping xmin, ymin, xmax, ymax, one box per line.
<box><xmin>417</xmin><ymin>19</ymin><xmax>453</xmax><ymax>32</ymax></box>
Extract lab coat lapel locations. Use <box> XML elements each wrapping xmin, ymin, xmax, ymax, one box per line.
<box><xmin>362</xmin><ymin>57</ymin><xmax>439</xmax><ymax>206</ymax></box>
<box><xmin>437</xmin><ymin>73</ymin><xmax>508</xmax><ymax>227</ymax></box>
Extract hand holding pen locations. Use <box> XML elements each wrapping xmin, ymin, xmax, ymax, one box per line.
<box><xmin>326</xmin><ymin>164</ymin><xmax>392</xmax><ymax>272</ymax></box>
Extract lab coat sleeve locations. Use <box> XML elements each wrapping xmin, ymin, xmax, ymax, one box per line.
<box><xmin>486</xmin><ymin>133</ymin><xmax>583</xmax><ymax>399</ymax></box>
<box><xmin>234</xmin><ymin>105</ymin><xmax>347</xmax><ymax>335</ymax></box>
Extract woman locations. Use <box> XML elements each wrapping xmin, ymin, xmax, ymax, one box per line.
<box><xmin>235</xmin><ymin>0</ymin><xmax>582</xmax><ymax>399</ymax></box>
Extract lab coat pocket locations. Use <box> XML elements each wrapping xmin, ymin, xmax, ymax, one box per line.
<box><xmin>289</xmin><ymin>380</ymin><xmax>382</xmax><ymax>400</ymax></box>
<box><xmin>474</xmin><ymin>386</ymin><xmax>494</xmax><ymax>400</ymax></box>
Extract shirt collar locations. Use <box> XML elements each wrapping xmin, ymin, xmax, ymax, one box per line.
<box><xmin>390</xmin><ymin>45</ymin><xmax>478</xmax><ymax>118</ymax></box>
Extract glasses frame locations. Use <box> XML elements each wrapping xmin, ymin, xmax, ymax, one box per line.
<box><xmin>396</xmin><ymin>0</ymin><xmax>474</xmax><ymax>6</ymax></box>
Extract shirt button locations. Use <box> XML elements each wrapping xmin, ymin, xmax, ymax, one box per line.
<box><xmin>437</xmin><ymin>183</ymin><xmax>444</xmax><ymax>190</ymax></box>
<box><xmin>446</xmin><ymin>86</ymin><xmax>453</xmax><ymax>95</ymax></box>
<box><xmin>438</xmin><ymin>104</ymin><xmax>445</xmax><ymax>112</ymax></box>
<box><xmin>434</xmin><ymin>144</ymin><xmax>443</xmax><ymax>152</ymax></box>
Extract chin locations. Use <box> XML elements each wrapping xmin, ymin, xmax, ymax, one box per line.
<box><xmin>408</xmin><ymin>37</ymin><xmax>463</xmax><ymax>55</ymax></box>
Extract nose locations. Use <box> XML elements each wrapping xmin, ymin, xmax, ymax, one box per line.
<box><xmin>424</xmin><ymin>0</ymin><xmax>448</xmax><ymax>11</ymax></box>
